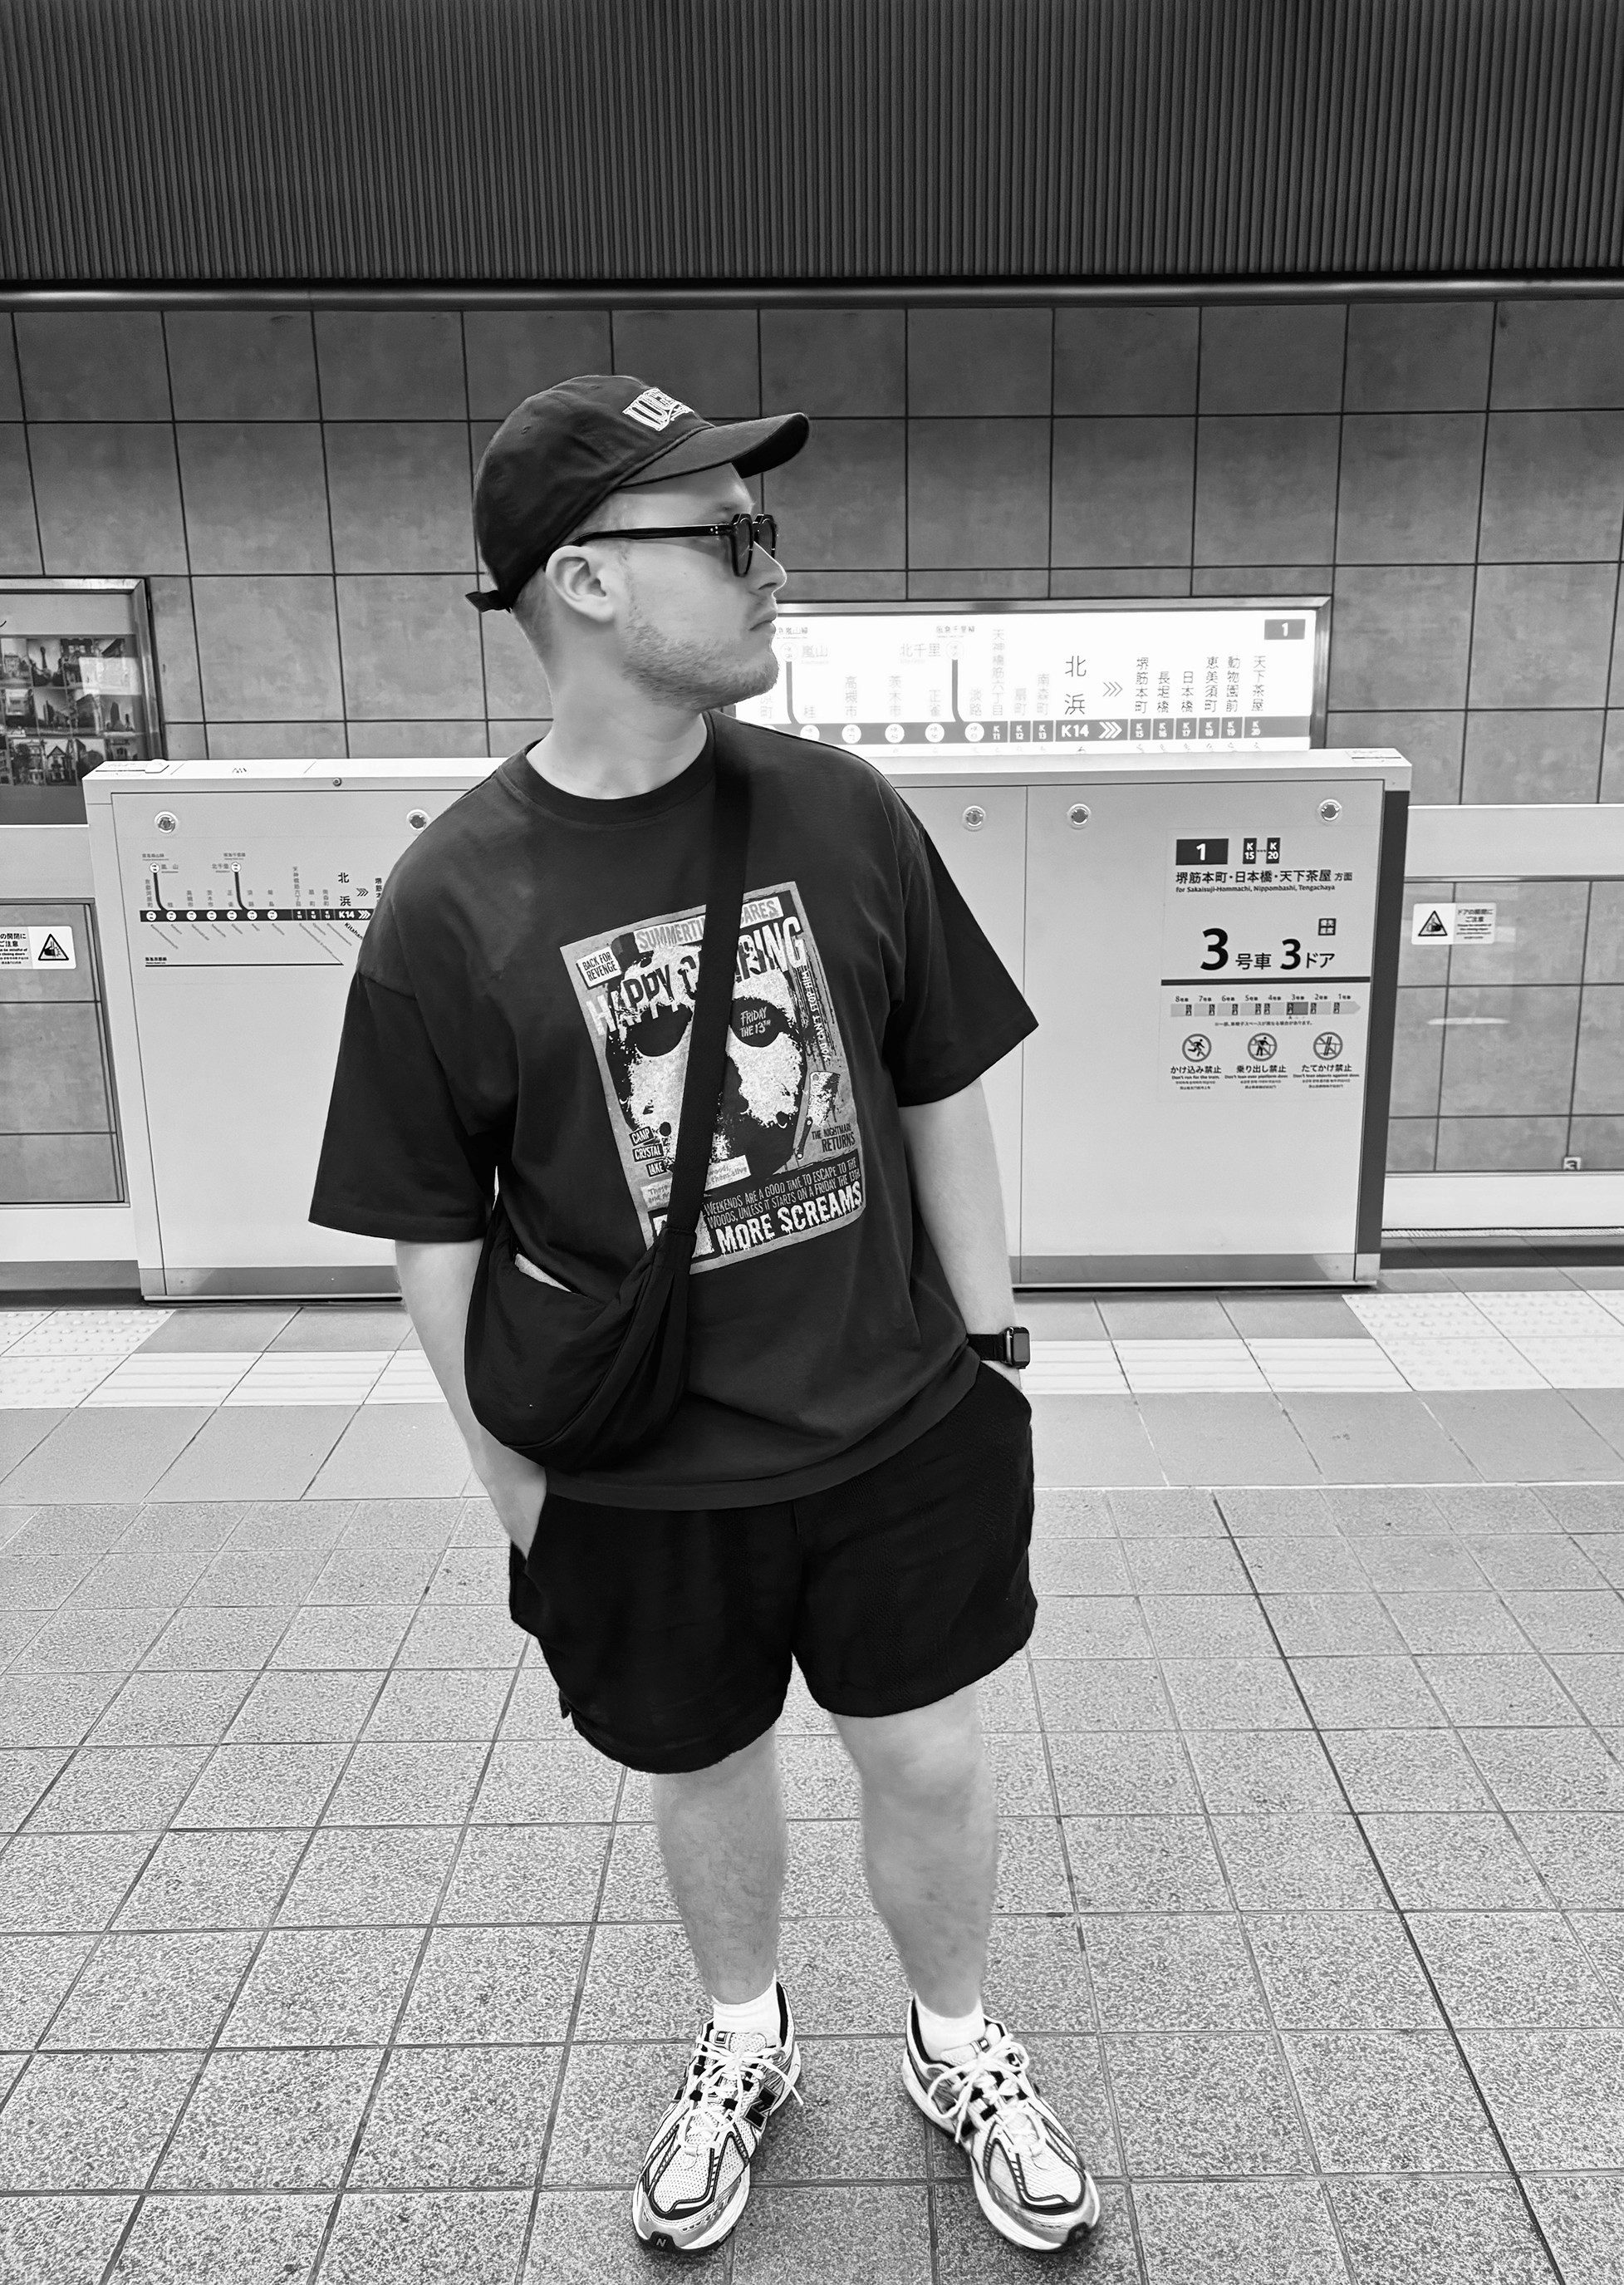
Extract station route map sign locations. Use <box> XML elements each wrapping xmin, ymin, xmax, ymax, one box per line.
<box><xmin>1161</xmin><ymin>825</ymin><xmax>1371</xmax><ymax>1098</ymax></box>
<box><xmin>734</xmin><ymin>601</ymin><xmax>1324</xmax><ymax>753</ymax></box>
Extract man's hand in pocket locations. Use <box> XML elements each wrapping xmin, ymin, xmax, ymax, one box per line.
<box><xmin>479</xmin><ymin>1451</ymin><xmax>549</xmax><ymax>1560</ymax></box>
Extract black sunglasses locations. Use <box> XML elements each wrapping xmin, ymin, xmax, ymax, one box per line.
<box><xmin>569</xmin><ymin>510</ymin><xmax>779</xmax><ymax>578</ymax></box>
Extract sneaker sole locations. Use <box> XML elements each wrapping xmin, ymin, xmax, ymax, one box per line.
<box><xmin>632</xmin><ymin>2042</ymin><xmax>803</xmax><ymax>2253</ymax></box>
<box><xmin>903</xmin><ymin>2057</ymin><xmax>1101</xmax><ymax>2253</ymax></box>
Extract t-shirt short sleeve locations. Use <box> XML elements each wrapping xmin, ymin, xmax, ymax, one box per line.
<box><xmin>881</xmin><ymin>797</ymin><xmax>1037</xmax><ymax>1105</ymax></box>
<box><xmin>308</xmin><ymin>970</ymin><xmax>497</xmax><ymax>1243</ymax></box>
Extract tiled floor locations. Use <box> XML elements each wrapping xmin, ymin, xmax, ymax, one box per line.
<box><xmin>1</xmin><ymin>1279</ymin><xmax>1622</xmax><ymax>2281</ymax></box>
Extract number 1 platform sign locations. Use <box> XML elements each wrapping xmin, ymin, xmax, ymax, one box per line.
<box><xmin>1159</xmin><ymin>818</ymin><xmax>1373</xmax><ymax>1098</ymax></box>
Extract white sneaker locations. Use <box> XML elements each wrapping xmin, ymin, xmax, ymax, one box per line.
<box><xmin>631</xmin><ymin>1983</ymin><xmax>802</xmax><ymax>2252</ymax></box>
<box><xmin>904</xmin><ymin>2002</ymin><xmax>1101</xmax><ymax>2253</ymax></box>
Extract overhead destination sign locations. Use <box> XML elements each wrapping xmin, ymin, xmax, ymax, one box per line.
<box><xmin>735</xmin><ymin>605</ymin><xmax>1320</xmax><ymax>752</ymax></box>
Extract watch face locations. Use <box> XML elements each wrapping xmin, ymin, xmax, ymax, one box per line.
<box><xmin>1010</xmin><ymin>1328</ymin><xmax>1032</xmax><ymax>1369</ymax></box>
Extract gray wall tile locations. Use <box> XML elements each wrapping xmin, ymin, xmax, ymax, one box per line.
<box><xmin>324</xmin><ymin>423</ymin><xmax>473</xmax><ymax>573</ymax></box>
<box><xmin>1461</xmin><ymin>711</ymin><xmax>1603</xmax><ymax>804</ymax></box>
<box><xmin>346</xmin><ymin>721</ymin><xmax>493</xmax><ymax>758</ymax></box>
<box><xmin>781</xmin><ymin>569</ymin><xmax>910</xmax><ymax>601</ymax></box>
<box><xmin>762</xmin><ymin>419</ymin><xmax>905</xmax><ymax>569</ymax></box>
<box><xmin>147</xmin><ymin>577</ymin><xmax>203</xmax><ymax>723</ymax></box>
<box><xmin>192</xmin><ymin>576</ymin><xmax>343</xmax><ymax>719</ymax></box>
<box><xmin>1566</xmin><ymin>1116</ymin><xmax>1624</xmax><ymax>1167</ymax></box>
<box><xmin>1328</xmin><ymin>566</ymin><xmax>1474</xmax><ymax>709</ymax></box>
<box><xmin>336</xmin><ymin>576</ymin><xmax>484</xmax><ymax>717</ymax></box>
<box><xmin>206</xmin><ymin>721</ymin><xmax>346</xmax><ymax>760</ymax></box>
<box><xmin>0</xmin><ymin>1003</ymin><xmax>111</xmax><ymax>1130</ymax></box>
<box><xmin>1335</xmin><ymin>414</ymin><xmax>1484</xmax><ymax>564</ymax></box>
<box><xmin>1191</xmin><ymin>565</ymin><xmax>1331</xmax><ymax>594</ymax></box>
<box><xmin>1479</xmin><ymin>412</ymin><xmax>1624</xmax><ymax>563</ymax></box>
<box><xmin>1469</xmin><ymin>565</ymin><xmax>1619</xmax><ymax>708</ymax></box>
<box><xmin>906</xmin><ymin>568</ymin><xmax>1048</xmax><ymax>597</ymax></box>
<box><xmin>176</xmin><ymin>425</ymin><xmax>331</xmax><ymax>574</ymax></box>
<box><xmin>1573</xmin><ymin>985</ymin><xmax>1624</xmax><ymax>1113</ymax></box>
<box><xmin>1050</xmin><ymin>568</ymin><xmax>1191</xmax><ymax>597</ymax></box>
<box><xmin>0</xmin><ymin>1131</ymin><xmax>119</xmax><ymax>1204</ymax></box>
<box><xmin>1601</xmin><ymin>710</ymin><xmax>1624</xmax><ymax>800</ymax></box>
<box><xmin>0</xmin><ymin>317</ymin><xmax>21</xmax><ymax>421</ymax></box>
<box><xmin>908</xmin><ymin>307</ymin><xmax>1052</xmax><ymax>415</ymax></box>
<box><xmin>161</xmin><ymin>722</ymin><xmax>208</xmax><ymax>760</ymax></box>
<box><xmin>1391</xmin><ymin>987</ymin><xmax>1446</xmax><ymax>1117</ymax></box>
<box><xmin>488</xmin><ymin>717</ymin><xmax>550</xmax><ymax>750</ymax></box>
<box><xmin>1054</xmin><ymin>307</ymin><xmax>1200</xmax><ymax>415</ymax></box>
<box><xmin>1436</xmin><ymin>1116</ymin><xmax>1568</xmax><ymax>1171</ymax></box>
<box><xmin>16</xmin><ymin>313</ymin><xmax>171</xmax><ymax>421</ymax></box>
<box><xmin>760</xmin><ymin>309</ymin><xmax>905</xmax><ymax>416</ymax></box>
<box><xmin>1199</xmin><ymin>305</ymin><xmax>1346</xmax><ymax>414</ymax></box>
<box><xmin>1194</xmin><ymin>418</ymin><xmax>1339</xmax><ymax>565</ymax></box>
<box><xmin>463</xmin><ymin>312</ymin><xmax>612</xmax><ymax>420</ymax></box>
<box><xmin>0</xmin><ymin>427</ymin><xmax>42</xmax><ymax>574</ymax></box>
<box><xmin>1447</xmin><ymin>882</ymin><xmax>1589</xmax><ymax>985</ymax></box>
<box><xmin>1051</xmin><ymin>418</ymin><xmax>1195</xmax><ymax>567</ymax></box>
<box><xmin>165</xmin><ymin>312</ymin><xmax>319</xmax><ymax>420</ymax></box>
<box><xmin>315</xmin><ymin>312</ymin><xmax>467</xmax><ymax>419</ymax></box>
<box><xmin>481</xmin><ymin>615</ymin><xmax>549</xmax><ymax>719</ymax></box>
<box><xmin>610</xmin><ymin>310</ymin><xmax>758</xmax><ymax>417</ymax></box>
<box><xmin>1584</xmin><ymin>883</ymin><xmax>1624</xmax><ymax>982</ymax></box>
<box><xmin>31</xmin><ymin>425</ymin><xmax>189</xmax><ymax>576</ymax></box>
<box><xmin>908</xmin><ymin>420</ymin><xmax>1049</xmax><ymax>568</ymax></box>
<box><xmin>1491</xmin><ymin>300</ymin><xmax>1624</xmax><ymax>410</ymax></box>
<box><xmin>1325</xmin><ymin>711</ymin><xmax>1464</xmax><ymax>803</ymax></box>
<box><xmin>1387</xmin><ymin>1118</ymin><xmax>1438</xmax><ymax>1172</ymax></box>
<box><xmin>1439</xmin><ymin>985</ymin><xmax>1579</xmax><ymax>1116</ymax></box>
<box><xmin>1344</xmin><ymin>302</ymin><xmax>1494</xmax><ymax>412</ymax></box>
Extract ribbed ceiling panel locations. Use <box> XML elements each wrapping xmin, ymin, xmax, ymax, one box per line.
<box><xmin>2</xmin><ymin>0</ymin><xmax>1620</xmax><ymax>285</ymax></box>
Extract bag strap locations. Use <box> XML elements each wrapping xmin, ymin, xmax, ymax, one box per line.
<box><xmin>661</xmin><ymin>731</ymin><xmax>749</xmax><ymax>1242</ymax></box>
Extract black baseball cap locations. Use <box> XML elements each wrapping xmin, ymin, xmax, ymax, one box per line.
<box><xmin>468</xmin><ymin>373</ymin><xmax>811</xmax><ymax>613</ymax></box>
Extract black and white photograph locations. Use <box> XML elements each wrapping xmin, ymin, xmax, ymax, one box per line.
<box><xmin>0</xmin><ymin>7</ymin><xmax>1622</xmax><ymax>2283</ymax></box>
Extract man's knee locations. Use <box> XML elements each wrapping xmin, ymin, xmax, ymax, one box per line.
<box><xmin>835</xmin><ymin>1687</ymin><xmax>986</xmax><ymax>1812</ymax></box>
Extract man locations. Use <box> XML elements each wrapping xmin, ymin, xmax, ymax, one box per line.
<box><xmin>310</xmin><ymin>373</ymin><xmax>1099</xmax><ymax>2257</ymax></box>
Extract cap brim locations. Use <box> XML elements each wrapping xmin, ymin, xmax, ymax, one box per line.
<box><xmin>621</xmin><ymin>410</ymin><xmax>811</xmax><ymax>486</ymax></box>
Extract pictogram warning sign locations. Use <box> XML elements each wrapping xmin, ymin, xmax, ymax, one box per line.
<box><xmin>1411</xmin><ymin>902</ymin><xmax>1496</xmax><ymax>946</ymax></box>
<box><xmin>0</xmin><ymin>926</ymin><xmax>77</xmax><ymax>970</ymax></box>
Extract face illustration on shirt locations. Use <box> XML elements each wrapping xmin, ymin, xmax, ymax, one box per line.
<box><xmin>602</xmin><ymin>956</ymin><xmax>810</xmax><ymax>1184</ymax></box>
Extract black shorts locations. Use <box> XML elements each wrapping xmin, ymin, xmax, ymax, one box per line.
<box><xmin>507</xmin><ymin>1364</ymin><xmax>1037</xmax><ymax>1774</ymax></box>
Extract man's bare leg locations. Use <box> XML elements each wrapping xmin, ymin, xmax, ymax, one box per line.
<box><xmin>832</xmin><ymin>1683</ymin><xmax>994</xmax><ymax>2012</ymax></box>
<box><xmin>651</xmin><ymin>1725</ymin><xmax>787</xmax><ymax>2003</ymax></box>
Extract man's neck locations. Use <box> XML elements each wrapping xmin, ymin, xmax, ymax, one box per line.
<box><xmin>526</xmin><ymin>695</ymin><xmax>709</xmax><ymax>802</ymax></box>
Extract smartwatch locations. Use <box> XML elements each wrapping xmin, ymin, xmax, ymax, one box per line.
<box><xmin>968</xmin><ymin>1327</ymin><xmax>1030</xmax><ymax>1369</ymax></box>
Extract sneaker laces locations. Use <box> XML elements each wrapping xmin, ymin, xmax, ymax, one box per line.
<box><xmin>675</xmin><ymin>2030</ymin><xmax>802</xmax><ymax>2156</ymax></box>
<box><xmin>939</xmin><ymin>2032</ymin><xmax>1049</xmax><ymax>2160</ymax></box>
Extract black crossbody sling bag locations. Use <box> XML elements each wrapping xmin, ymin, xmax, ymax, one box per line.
<box><xmin>463</xmin><ymin>744</ymin><xmax>750</xmax><ymax>1473</ymax></box>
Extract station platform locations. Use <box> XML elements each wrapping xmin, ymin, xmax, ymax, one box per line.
<box><xmin>2</xmin><ymin>1269</ymin><xmax>1622</xmax><ymax>2283</ymax></box>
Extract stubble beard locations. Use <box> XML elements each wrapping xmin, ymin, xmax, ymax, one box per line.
<box><xmin>620</xmin><ymin>593</ymin><xmax>780</xmax><ymax>713</ymax></box>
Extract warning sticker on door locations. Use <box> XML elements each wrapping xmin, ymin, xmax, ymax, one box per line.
<box><xmin>1411</xmin><ymin>902</ymin><xmax>1495</xmax><ymax>946</ymax></box>
<box><xmin>0</xmin><ymin>926</ymin><xmax>76</xmax><ymax>970</ymax></box>
<box><xmin>1163</xmin><ymin>985</ymin><xmax>1366</xmax><ymax>1095</ymax></box>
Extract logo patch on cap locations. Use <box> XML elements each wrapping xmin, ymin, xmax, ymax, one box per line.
<box><xmin>623</xmin><ymin>386</ymin><xmax>692</xmax><ymax>432</ymax></box>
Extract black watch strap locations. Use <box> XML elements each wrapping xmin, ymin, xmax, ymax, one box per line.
<box><xmin>968</xmin><ymin>1327</ymin><xmax>1030</xmax><ymax>1369</ymax></box>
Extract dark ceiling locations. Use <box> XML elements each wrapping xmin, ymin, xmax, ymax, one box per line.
<box><xmin>2</xmin><ymin>0</ymin><xmax>1621</xmax><ymax>288</ymax></box>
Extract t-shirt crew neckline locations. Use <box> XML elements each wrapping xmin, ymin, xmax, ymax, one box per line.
<box><xmin>500</xmin><ymin>720</ymin><xmax>717</xmax><ymax>828</ymax></box>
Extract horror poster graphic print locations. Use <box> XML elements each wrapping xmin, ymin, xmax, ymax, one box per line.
<box><xmin>563</xmin><ymin>882</ymin><xmax>865</xmax><ymax>1270</ymax></box>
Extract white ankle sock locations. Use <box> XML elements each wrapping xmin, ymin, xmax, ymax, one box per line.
<box><xmin>710</xmin><ymin>1978</ymin><xmax>781</xmax><ymax>2044</ymax></box>
<box><xmin>915</xmin><ymin>1995</ymin><xmax>987</xmax><ymax>2061</ymax></box>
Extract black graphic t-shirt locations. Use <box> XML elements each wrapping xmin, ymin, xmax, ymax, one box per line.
<box><xmin>309</xmin><ymin>715</ymin><xmax>1036</xmax><ymax>1508</ymax></box>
